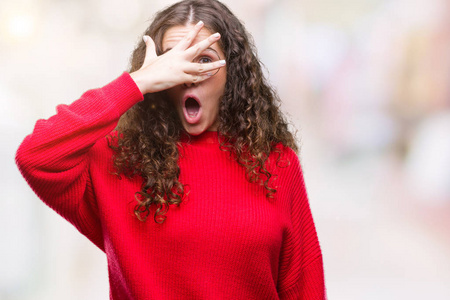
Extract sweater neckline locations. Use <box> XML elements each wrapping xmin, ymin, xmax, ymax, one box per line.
<box><xmin>180</xmin><ymin>131</ymin><xmax>220</xmax><ymax>145</ymax></box>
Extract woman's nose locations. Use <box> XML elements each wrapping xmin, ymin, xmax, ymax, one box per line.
<box><xmin>183</xmin><ymin>81</ymin><xmax>198</xmax><ymax>88</ymax></box>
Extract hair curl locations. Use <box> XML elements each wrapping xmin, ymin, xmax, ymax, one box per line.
<box><xmin>110</xmin><ymin>0</ymin><xmax>298</xmax><ymax>223</ymax></box>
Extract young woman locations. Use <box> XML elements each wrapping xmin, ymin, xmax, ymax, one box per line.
<box><xmin>16</xmin><ymin>0</ymin><xmax>325</xmax><ymax>299</ymax></box>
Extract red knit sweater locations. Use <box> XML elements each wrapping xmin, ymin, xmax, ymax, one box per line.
<box><xmin>16</xmin><ymin>73</ymin><xmax>325</xmax><ymax>299</ymax></box>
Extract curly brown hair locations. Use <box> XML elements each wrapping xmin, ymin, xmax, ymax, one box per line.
<box><xmin>110</xmin><ymin>0</ymin><xmax>298</xmax><ymax>223</ymax></box>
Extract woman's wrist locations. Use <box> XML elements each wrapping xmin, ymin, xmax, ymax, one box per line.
<box><xmin>129</xmin><ymin>70</ymin><xmax>152</xmax><ymax>95</ymax></box>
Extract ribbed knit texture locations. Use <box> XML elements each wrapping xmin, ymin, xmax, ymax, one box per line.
<box><xmin>16</xmin><ymin>72</ymin><xmax>326</xmax><ymax>300</ymax></box>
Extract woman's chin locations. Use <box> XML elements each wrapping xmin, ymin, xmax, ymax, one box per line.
<box><xmin>182</xmin><ymin>123</ymin><xmax>217</xmax><ymax>136</ymax></box>
<box><xmin>183</xmin><ymin>124</ymin><xmax>206</xmax><ymax>136</ymax></box>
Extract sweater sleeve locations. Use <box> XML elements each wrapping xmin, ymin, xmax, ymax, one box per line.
<box><xmin>15</xmin><ymin>72</ymin><xmax>143</xmax><ymax>251</ymax></box>
<box><xmin>277</xmin><ymin>152</ymin><xmax>326</xmax><ymax>299</ymax></box>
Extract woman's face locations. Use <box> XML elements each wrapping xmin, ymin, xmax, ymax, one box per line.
<box><xmin>163</xmin><ymin>24</ymin><xmax>227</xmax><ymax>136</ymax></box>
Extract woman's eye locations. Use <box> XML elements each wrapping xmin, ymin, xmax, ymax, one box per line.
<box><xmin>198</xmin><ymin>56</ymin><xmax>213</xmax><ymax>64</ymax></box>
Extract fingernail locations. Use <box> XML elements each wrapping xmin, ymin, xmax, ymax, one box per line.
<box><xmin>143</xmin><ymin>35</ymin><xmax>148</xmax><ymax>43</ymax></box>
<box><xmin>219</xmin><ymin>60</ymin><xmax>226</xmax><ymax>65</ymax></box>
<box><xmin>212</xmin><ymin>33</ymin><xmax>220</xmax><ymax>38</ymax></box>
<box><xmin>196</xmin><ymin>21</ymin><xmax>204</xmax><ymax>27</ymax></box>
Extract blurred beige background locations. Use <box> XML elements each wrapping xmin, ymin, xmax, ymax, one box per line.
<box><xmin>2</xmin><ymin>0</ymin><xmax>450</xmax><ymax>299</ymax></box>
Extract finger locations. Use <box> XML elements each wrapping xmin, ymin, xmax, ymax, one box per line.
<box><xmin>185</xmin><ymin>32</ymin><xmax>221</xmax><ymax>59</ymax></box>
<box><xmin>142</xmin><ymin>35</ymin><xmax>157</xmax><ymax>66</ymax></box>
<box><xmin>173</xmin><ymin>20</ymin><xmax>204</xmax><ymax>50</ymax></box>
<box><xmin>184</xmin><ymin>72</ymin><xmax>216</xmax><ymax>85</ymax></box>
<box><xmin>184</xmin><ymin>60</ymin><xmax>226</xmax><ymax>74</ymax></box>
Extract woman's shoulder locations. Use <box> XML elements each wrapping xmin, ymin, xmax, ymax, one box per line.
<box><xmin>271</xmin><ymin>143</ymin><xmax>300</xmax><ymax>166</ymax></box>
<box><xmin>264</xmin><ymin>144</ymin><xmax>301</xmax><ymax>182</ymax></box>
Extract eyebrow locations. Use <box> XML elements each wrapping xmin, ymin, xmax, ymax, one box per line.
<box><xmin>162</xmin><ymin>47</ymin><xmax>220</xmax><ymax>57</ymax></box>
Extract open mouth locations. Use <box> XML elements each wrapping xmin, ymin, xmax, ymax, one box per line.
<box><xmin>183</xmin><ymin>96</ymin><xmax>202</xmax><ymax>124</ymax></box>
<box><xmin>185</xmin><ymin>97</ymin><xmax>200</xmax><ymax>118</ymax></box>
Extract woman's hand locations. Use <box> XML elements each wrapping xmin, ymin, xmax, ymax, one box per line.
<box><xmin>130</xmin><ymin>21</ymin><xmax>226</xmax><ymax>95</ymax></box>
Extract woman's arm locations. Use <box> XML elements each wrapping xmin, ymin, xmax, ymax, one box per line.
<box><xmin>277</xmin><ymin>152</ymin><xmax>326</xmax><ymax>299</ymax></box>
<box><xmin>15</xmin><ymin>73</ymin><xmax>144</xmax><ymax>249</ymax></box>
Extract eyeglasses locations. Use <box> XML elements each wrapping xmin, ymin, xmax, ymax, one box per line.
<box><xmin>192</xmin><ymin>48</ymin><xmax>222</xmax><ymax>77</ymax></box>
